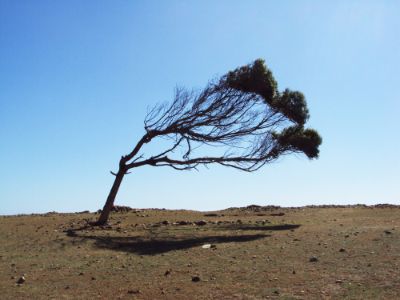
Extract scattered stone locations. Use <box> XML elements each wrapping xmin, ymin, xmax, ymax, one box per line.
<box><xmin>161</xmin><ymin>220</ymin><xmax>169</xmax><ymax>225</ymax></box>
<box><xmin>112</xmin><ymin>205</ymin><xmax>134</xmax><ymax>213</ymax></box>
<box><xmin>16</xmin><ymin>275</ymin><xmax>25</xmax><ymax>284</ymax></box>
<box><xmin>195</xmin><ymin>220</ymin><xmax>207</xmax><ymax>226</ymax></box>
<box><xmin>164</xmin><ymin>269</ymin><xmax>171</xmax><ymax>276</ymax></box>
<box><xmin>270</xmin><ymin>212</ymin><xmax>285</xmax><ymax>216</ymax></box>
<box><xmin>336</xmin><ymin>279</ymin><xmax>343</xmax><ymax>284</ymax></box>
<box><xmin>192</xmin><ymin>276</ymin><xmax>201</xmax><ymax>282</ymax></box>
<box><xmin>384</xmin><ymin>230</ymin><xmax>392</xmax><ymax>235</ymax></box>
<box><xmin>309</xmin><ymin>256</ymin><xmax>318</xmax><ymax>262</ymax></box>
<box><xmin>91</xmin><ymin>277</ymin><xmax>96</xmax><ymax>280</ymax></box>
<box><xmin>292</xmin><ymin>270</ymin><xmax>296</xmax><ymax>274</ymax></box>
<box><xmin>177</xmin><ymin>221</ymin><xmax>190</xmax><ymax>225</ymax></box>
<box><xmin>78</xmin><ymin>272</ymin><xmax>84</xmax><ymax>276</ymax></box>
<box><xmin>127</xmin><ymin>289</ymin><xmax>140</xmax><ymax>294</ymax></box>
<box><xmin>339</xmin><ymin>248</ymin><xmax>346</xmax><ymax>252</ymax></box>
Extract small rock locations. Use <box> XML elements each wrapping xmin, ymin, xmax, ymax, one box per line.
<box><xmin>309</xmin><ymin>256</ymin><xmax>318</xmax><ymax>262</ymax></box>
<box><xmin>177</xmin><ymin>221</ymin><xmax>189</xmax><ymax>225</ymax></box>
<box><xmin>270</xmin><ymin>212</ymin><xmax>285</xmax><ymax>216</ymax></box>
<box><xmin>339</xmin><ymin>248</ymin><xmax>346</xmax><ymax>252</ymax></box>
<box><xmin>384</xmin><ymin>230</ymin><xmax>392</xmax><ymax>235</ymax></box>
<box><xmin>164</xmin><ymin>269</ymin><xmax>171</xmax><ymax>276</ymax></box>
<box><xmin>192</xmin><ymin>276</ymin><xmax>201</xmax><ymax>282</ymax></box>
<box><xmin>195</xmin><ymin>220</ymin><xmax>207</xmax><ymax>226</ymax></box>
<box><xmin>336</xmin><ymin>279</ymin><xmax>343</xmax><ymax>284</ymax></box>
<box><xmin>127</xmin><ymin>289</ymin><xmax>140</xmax><ymax>294</ymax></box>
<box><xmin>16</xmin><ymin>276</ymin><xmax>25</xmax><ymax>284</ymax></box>
<box><xmin>161</xmin><ymin>220</ymin><xmax>169</xmax><ymax>225</ymax></box>
<box><xmin>292</xmin><ymin>270</ymin><xmax>296</xmax><ymax>274</ymax></box>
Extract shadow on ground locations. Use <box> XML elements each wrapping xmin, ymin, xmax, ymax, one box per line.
<box><xmin>65</xmin><ymin>223</ymin><xmax>300</xmax><ymax>255</ymax></box>
<box><xmin>216</xmin><ymin>224</ymin><xmax>301</xmax><ymax>231</ymax></box>
<box><xmin>77</xmin><ymin>234</ymin><xmax>270</xmax><ymax>255</ymax></box>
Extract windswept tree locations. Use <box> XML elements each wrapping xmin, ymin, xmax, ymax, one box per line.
<box><xmin>94</xmin><ymin>59</ymin><xmax>322</xmax><ymax>225</ymax></box>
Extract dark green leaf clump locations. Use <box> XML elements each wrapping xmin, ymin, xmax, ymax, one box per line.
<box><xmin>225</xmin><ymin>59</ymin><xmax>310</xmax><ymax>125</ymax></box>
<box><xmin>225</xmin><ymin>59</ymin><xmax>278</xmax><ymax>104</ymax></box>
<box><xmin>273</xmin><ymin>89</ymin><xmax>309</xmax><ymax>125</ymax></box>
<box><xmin>274</xmin><ymin>126</ymin><xmax>322</xmax><ymax>159</ymax></box>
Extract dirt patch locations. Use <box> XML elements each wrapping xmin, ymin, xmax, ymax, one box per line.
<box><xmin>1</xmin><ymin>206</ymin><xmax>400</xmax><ymax>299</ymax></box>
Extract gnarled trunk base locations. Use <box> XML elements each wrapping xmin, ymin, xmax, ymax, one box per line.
<box><xmin>92</xmin><ymin>168</ymin><xmax>125</xmax><ymax>226</ymax></box>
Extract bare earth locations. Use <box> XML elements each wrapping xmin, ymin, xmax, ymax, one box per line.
<box><xmin>0</xmin><ymin>205</ymin><xmax>399</xmax><ymax>299</ymax></box>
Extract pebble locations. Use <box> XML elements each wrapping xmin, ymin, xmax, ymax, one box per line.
<box><xmin>16</xmin><ymin>275</ymin><xmax>25</xmax><ymax>284</ymax></box>
<box><xmin>192</xmin><ymin>276</ymin><xmax>201</xmax><ymax>282</ymax></box>
<box><xmin>195</xmin><ymin>220</ymin><xmax>207</xmax><ymax>226</ymax></box>
<box><xmin>309</xmin><ymin>256</ymin><xmax>318</xmax><ymax>262</ymax></box>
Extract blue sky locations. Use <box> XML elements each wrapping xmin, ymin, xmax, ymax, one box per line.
<box><xmin>0</xmin><ymin>1</ymin><xmax>399</xmax><ymax>214</ymax></box>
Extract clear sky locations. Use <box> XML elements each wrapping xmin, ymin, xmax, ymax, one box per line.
<box><xmin>1</xmin><ymin>1</ymin><xmax>399</xmax><ymax>215</ymax></box>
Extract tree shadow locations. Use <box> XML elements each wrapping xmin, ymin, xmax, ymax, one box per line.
<box><xmin>216</xmin><ymin>224</ymin><xmax>301</xmax><ymax>231</ymax></box>
<box><xmin>78</xmin><ymin>234</ymin><xmax>269</xmax><ymax>255</ymax></box>
<box><xmin>66</xmin><ymin>223</ymin><xmax>300</xmax><ymax>255</ymax></box>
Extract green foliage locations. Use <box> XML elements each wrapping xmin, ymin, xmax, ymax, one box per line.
<box><xmin>273</xmin><ymin>126</ymin><xmax>322</xmax><ymax>159</ymax></box>
<box><xmin>225</xmin><ymin>59</ymin><xmax>310</xmax><ymax>125</ymax></box>
<box><xmin>273</xmin><ymin>89</ymin><xmax>309</xmax><ymax>125</ymax></box>
<box><xmin>225</xmin><ymin>59</ymin><xmax>278</xmax><ymax>103</ymax></box>
<box><xmin>224</xmin><ymin>59</ymin><xmax>321</xmax><ymax>159</ymax></box>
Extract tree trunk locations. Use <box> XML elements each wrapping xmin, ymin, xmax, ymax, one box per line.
<box><xmin>94</xmin><ymin>167</ymin><xmax>126</xmax><ymax>225</ymax></box>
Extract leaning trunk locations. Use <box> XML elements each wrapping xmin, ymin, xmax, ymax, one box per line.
<box><xmin>95</xmin><ymin>168</ymin><xmax>125</xmax><ymax>225</ymax></box>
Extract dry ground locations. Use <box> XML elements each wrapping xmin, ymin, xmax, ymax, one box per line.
<box><xmin>0</xmin><ymin>205</ymin><xmax>399</xmax><ymax>299</ymax></box>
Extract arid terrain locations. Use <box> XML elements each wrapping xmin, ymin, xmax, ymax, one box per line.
<box><xmin>1</xmin><ymin>205</ymin><xmax>399</xmax><ymax>299</ymax></box>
